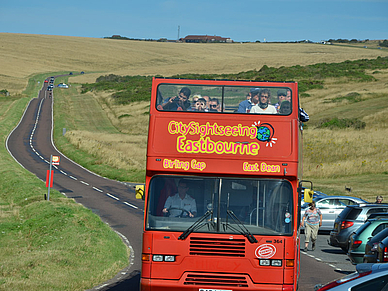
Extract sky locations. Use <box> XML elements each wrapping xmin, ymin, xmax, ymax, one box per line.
<box><xmin>1</xmin><ymin>0</ymin><xmax>387</xmax><ymax>42</ymax></box>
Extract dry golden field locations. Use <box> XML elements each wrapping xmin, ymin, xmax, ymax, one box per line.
<box><xmin>1</xmin><ymin>33</ymin><xmax>388</xmax><ymax>201</ymax></box>
<box><xmin>1</xmin><ymin>33</ymin><xmax>388</xmax><ymax>94</ymax></box>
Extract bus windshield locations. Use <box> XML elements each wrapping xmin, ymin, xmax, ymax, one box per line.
<box><xmin>156</xmin><ymin>83</ymin><xmax>292</xmax><ymax>115</ymax></box>
<box><xmin>146</xmin><ymin>176</ymin><xmax>293</xmax><ymax>236</ymax></box>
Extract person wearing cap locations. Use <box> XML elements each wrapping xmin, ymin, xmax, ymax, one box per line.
<box><xmin>300</xmin><ymin>201</ymin><xmax>322</xmax><ymax>251</ymax></box>
<box><xmin>237</xmin><ymin>88</ymin><xmax>261</xmax><ymax>113</ymax></box>
<box><xmin>250</xmin><ymin>89</ymin><xmax>277</xmax><ymax>114</ymax></box>
<box><xmin>274</xmin><ymin>89</ymin><xmax>288</xmax><ymax>112</ymax></box>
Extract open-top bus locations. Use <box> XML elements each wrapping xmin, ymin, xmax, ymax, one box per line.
<box><xmin>139</xmin><ymin>77</ymin><xmax>308</xmax><ymax>290</ymax></box>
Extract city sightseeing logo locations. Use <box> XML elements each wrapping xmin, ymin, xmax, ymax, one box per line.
<box><xmin>252</xmin><ymin>121</ymin><xmax>277</xmax><ymax>147</ymax></box>
<box><xmin>167</xmin><ymin>120</ymin><xmax>278</xmax><ymax>156</ymax></box>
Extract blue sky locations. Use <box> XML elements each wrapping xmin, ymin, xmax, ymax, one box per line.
<box><xmin>1</xmin><ymin>0</ymin><xmax>387</xmax><ymax>42</ymax></box>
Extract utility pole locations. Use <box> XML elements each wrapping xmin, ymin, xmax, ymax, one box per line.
<box><xmin>177</xmin><ymin>25</ymin><xmax>180</xmax><ymax>42</ymax></box>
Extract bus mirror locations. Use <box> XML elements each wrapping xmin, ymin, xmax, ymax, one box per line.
<box><xmin>304</xmin><ymin>189</ymin><xmax>314</xmax><ymax>203</ymax></box>
<box><xmin>135</xmin><ymin>185</ymin><xmax>145</xmax><ymax>200</ymax></box>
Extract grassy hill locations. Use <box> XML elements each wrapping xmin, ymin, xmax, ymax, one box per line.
<box><xmin>0</xmin><ymin>34</ymin><xmax>388</xmax><ymax>289</ymax></box>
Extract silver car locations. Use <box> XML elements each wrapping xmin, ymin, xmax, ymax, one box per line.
<box><xmin>301</xmin><ymin>196</ymin><xmax>367</xmax><ymax>231</ymax></box>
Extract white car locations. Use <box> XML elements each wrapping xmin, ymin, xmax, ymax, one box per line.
<box><xmin>301</xmin><ymin>196</ymin><xmax>367</xmax><ymax>231</ymax></box>
<box><xmin>57</xmin><ymin>83</ymin><xmax>69</xmax><ymax>88</ymax></box>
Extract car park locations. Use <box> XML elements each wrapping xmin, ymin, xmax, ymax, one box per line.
<box><xmin>329</xmin><ymin>204</ymin><xmax>388</xmax><ymax>252</ymax></box>
<box><xmin>348</xmin><ymin>217</ymin><xmax>388</xmax><ymax>264</ymax></box>
<box><xmin>314</xmin><ymin>263</ymin><xmax>388</xmax><ymax>290</ymax></box>
<box><xmin>301</xmin><ymin>196</ymin><xmax>367</xmax><ymax>232</ymax></box>
<box><xmin>364</xmin><ymin>228</ymin><xmax>388</xmax><ymax>264</ymax></box>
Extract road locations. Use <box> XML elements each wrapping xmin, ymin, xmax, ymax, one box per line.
<box><xmin>6</xmin><ymin>79</ymin><xmax>356</xmax><ymax>290</ymax></box>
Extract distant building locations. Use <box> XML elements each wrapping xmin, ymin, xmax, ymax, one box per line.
<box><xmin>180</xmin><ymin>35</ymin><xmax>233</xmax><ymax>43</ymax></box>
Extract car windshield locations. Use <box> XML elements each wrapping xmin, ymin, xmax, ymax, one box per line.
<box><xmin>146</xmin><ymin>176</ymin><xmax>294</xmax><ymax>236</ymax></box>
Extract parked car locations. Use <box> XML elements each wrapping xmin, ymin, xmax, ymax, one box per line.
<box><xmin>301</xmin><ymin>196</ymin><xmax>367</xmax><ymax>231</ymax></box>
<box><xmin>301</xmin><ymin>189</ymin><xmax>327</xmax><ymax>208</ymax></box>
<box><xmin>364</xmin><ymin>228</ymin><xmax>388</xmax><ymax>264</ymax></box>
<box><xmin>314</xmin><ymin>263</ymin><xmax>388</xmax><ymax>290</ymax></box>
<box><xmin>329</xmin><ymin>204</ymin><xmax>388</xmax><ymax>252</ymax></box>
<box><xmin>348</xmin><ymin>217</ymin><xmax>388</xmax><ymax>264</ymax></box>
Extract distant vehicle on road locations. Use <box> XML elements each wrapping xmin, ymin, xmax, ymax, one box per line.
<box><xmin>301</xmin><ymin>196</ymin><xmax>367</xmax><ymax>231</ymax></box>
<box><xmin>57</xmin><ymin>83</ymin><xmax>69</xmax><ymax>88</ymax></box>
<box><xmin>315</xmin><ymin>263</ymin><xmax>388</xmax><ymax>290</ymax></box>
<box><xmin>329</xmin><ymin>204</ymin><xmax>388</xmax><ymax>252</ymax></box>
<box><xmin>348</xmin><ymin>217</ymin><xmax>388</xmax><ymax>264</ymax></box>
<box><xmin>69</xmin><ymin>72</ymin><xmax>73</xmax><ymax>75</ymax></box>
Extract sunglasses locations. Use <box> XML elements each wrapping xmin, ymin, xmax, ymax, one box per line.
<box><xmin>210</xmin><ymin>104</ymin><xmax>218</xmax><ymax>108</ymax></box>
<box><xmin>196</xmin><ymin>102</ymin><xmax>205</xmax><ymax>107</ymax></box>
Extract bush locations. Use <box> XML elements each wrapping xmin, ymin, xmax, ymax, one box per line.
<box><xmin>317</xmin><ymin>118</ymin><xmax>366</xmax><ymax>130</ymax></box>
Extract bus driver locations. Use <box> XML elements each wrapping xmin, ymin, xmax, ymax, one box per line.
<box><xmin>162</xmin><ymin>179</ymin><xmax>197</xmax><ymax>217</ymax></box>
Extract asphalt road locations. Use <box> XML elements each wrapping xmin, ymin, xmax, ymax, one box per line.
<box><xmin>6</xmin><ymin>79</ymin><xmax>356</xmax><ymax>290</ymax></box>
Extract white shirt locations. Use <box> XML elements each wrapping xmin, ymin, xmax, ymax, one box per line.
<box><xmin>164</xmin><ymin>193</ymin><xmax>197</xmax><ymax>217</ymax></box>
<box><xmin>250</xmin><ymin>104</ymin><xmax>277</xmax><ymax>114</ymax></box>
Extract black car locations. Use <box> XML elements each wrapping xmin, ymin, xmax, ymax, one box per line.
<box><xmin>363</xmin><ymin>227</ymin><xmax>388</xmax><ymax>263</ymax></box>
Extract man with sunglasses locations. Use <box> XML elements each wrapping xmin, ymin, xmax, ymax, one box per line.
<box><xmin>250</xmin><ymin>89</ymin><xmax>277</xmax><ymax>114</ymax></box>
<box><xmin>209</xmin><ymin>98</ymin><xmax>221</xmax><ymax>112</ymax></box>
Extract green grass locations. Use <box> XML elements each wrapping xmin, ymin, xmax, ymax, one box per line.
<box><xmin>52</xmin><ymin>82</ymin><xmax>144</xmax><ymax>182</ymax></box>
<box><xmin>0</xmin><ymin>85</ymin><xmax>129</xmax><ymax>290</ymax></box>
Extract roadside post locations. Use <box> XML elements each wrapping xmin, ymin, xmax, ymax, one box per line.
<box><xmin>46</xmin><ymin>155</ymin><xmax>60</xmax><ymax>200</ymax></box>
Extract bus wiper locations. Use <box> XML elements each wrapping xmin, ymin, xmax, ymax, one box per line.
<box><xmin>178</xmin><ymin>210</ymin><xmax>213</xmax><ymax>240</ymax></box>
<box><xmin>226</xmin><ymin>210</ymin><xmax>258</xmax><ymax>243</ymax></box>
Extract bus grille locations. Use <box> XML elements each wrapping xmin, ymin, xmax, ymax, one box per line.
<box><xmin>184</xmin><ymin>273</ymin><xmax>249</xmax><ymax>287</ymax></box>
<box><xmin>190</xmin><ymin>237</ymin><xmax>246</xmax><ymax>257</ymax></box>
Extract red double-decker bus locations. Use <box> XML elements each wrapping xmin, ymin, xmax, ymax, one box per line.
<box><xmin>139</xmin><ymin>77</ymin><xmax>307</xmax><ymax>290</ymax></box>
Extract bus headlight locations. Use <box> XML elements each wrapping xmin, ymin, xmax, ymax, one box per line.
<box><xmin>271</xmin><ymin>260</ymin><xmax>282</xmax><ymax>266</ymax></box>
<box><xmin>259</xmin><ymin>259</ymin><xmax>282</xmax><ymax>267</ymax></box>
<box><xmin>152</xmin><ymin>255</ymin><xmax>176</xmax><ymax>262</ymax></box>
<box><xmin>152</xmin><ymin>255</ymin><xmax>164</xmax><ymax>262</ymax></box>
<box><xmin>164</xmin><ymin>255</ymin><xmax>175</xmax><ymax>262</ymax></box>
<box><xmin>259</xmin><ymin>259</ymin><xmax>271</xmax><ymax>266</ymax></box>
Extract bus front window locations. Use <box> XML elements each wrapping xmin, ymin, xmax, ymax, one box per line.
<box><xmin>146</xmin><ymin>176</ymin><xmax>293</xmax><ymax>236</ymax></box>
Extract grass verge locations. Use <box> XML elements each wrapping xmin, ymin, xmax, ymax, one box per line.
<box><xmin>0</xmin><ymin>82</ymin><xmax>129</xmax><ymax>290</ymax></box>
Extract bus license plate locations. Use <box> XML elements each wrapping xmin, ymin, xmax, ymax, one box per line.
<box><xmin>199</xmin><ymin>289</ymin><xmax>232</xmax><ymax>291</ymax></box>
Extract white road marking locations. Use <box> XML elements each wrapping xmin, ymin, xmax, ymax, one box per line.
<box><xmin>93</xmin><ymin>187</ymin><xmax>103</xmax><ymax>192</ymax></box>
<box><xmin>106</xmin><ymin>193</ymin><xmax>120</xmax><ymax>200</ymax></box>
<box><xmin>124</xmin><ymin>202</ymin><xmax>138</xmax><ymax>209</ymax></box>
<box><xmin>80</xmin><ymin>181</ymin><xmax>89</xmax><ymax>185</ymax></box>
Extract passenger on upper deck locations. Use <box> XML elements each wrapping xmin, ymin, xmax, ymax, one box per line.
<box><xmin>250</xmin><ymin>89</ymin><xmax>277</xmax><ymax>114</ymax></box>
<box><xmin>209</xmin><ymin>97</ymin><xmax>221</xmax><ymax>112</ymax></box>
<box><xmin>274</xmin><ymin>89</ymin><xmax>288</xmax><ymax>112</ymax></box>
<box><xmin>193</xmin><ymin>97</ymin><xmax>208</xmax><ymax>111</ymax></box>
<box><xmin>278</xmin><ymin>100</ymin><xmax>291</xmax><ymax>115</ymax></box>
<box><xmin>158</xmin><ymin>87</ymin><xmax>192</xmax><ymax>111</ymax></box>
<box><xmin>237</xmin><ymin>88</ymin><xmax>260</xmax><ymax>113</ymax></box>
